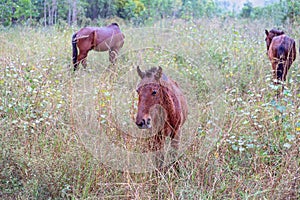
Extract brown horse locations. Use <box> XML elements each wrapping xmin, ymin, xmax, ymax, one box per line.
<box><xmin>135</xmin><ymin>66</ymin><xmax>188</xmax><ymax>169</ymax></box>
<box><xmin>72</xmin><ymin>23</ymin><xmax>125</xmax><ymax>70</ymax></box>
<box><xmin>265</xmin><ymin>29</ymin><xmax>296</xmax><ymax>86</ymax></box>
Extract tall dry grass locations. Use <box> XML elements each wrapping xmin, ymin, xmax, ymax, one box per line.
<box><xmin>0</xmin><ymin>18</ymin><xmax>299</xmax><ymax>199</ymax></box>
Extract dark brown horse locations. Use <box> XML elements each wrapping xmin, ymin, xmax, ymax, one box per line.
<box><xmin>72</xmin><ymin>23</ymin><xmax>125</xmax><ymax>70</ymax></box>
<box><xmin>135</xmin><ymin>66</ymin><xmax>188</xmax><ymax>169</ymax></box>
<box><xmin>265</xmin><ymin>29</ymin><xmax>296</xmax><ymax>85</ymax></box>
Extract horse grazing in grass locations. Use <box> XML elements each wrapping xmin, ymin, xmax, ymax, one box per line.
<box><xmin>265</xmin><ymin>29</ymin><xmax>296</xmax><ymax>87</ymax></box>
<box><xmin>135</xmin><ymin>66</ymin><xmax>188</xmax><ymax>169</ymax></box>
<box><xmin>72</xmin><ymin>23</ymin><xmax>125</xmax><ymax>71</ymax></box>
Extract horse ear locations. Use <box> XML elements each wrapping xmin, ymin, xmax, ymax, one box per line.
<box><xmin>137</xmin><ymin>66</ymin><xmax>145</xmax><ymax>79</ymax></box>
<box><xmin>155</xmin><ymin>66</ymin><xmax>162</xmax><ymax>80</ymax></box>
<box><xmin>265</xmin><ymin>30</ymin><xmax>269</xmax><ymax>36</ymax></box>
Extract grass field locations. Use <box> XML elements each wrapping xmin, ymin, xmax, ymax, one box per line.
<box><xmin>0</xmin><ymin>18</ymin><xmax>299</xmax><ymax>199</ymax></box>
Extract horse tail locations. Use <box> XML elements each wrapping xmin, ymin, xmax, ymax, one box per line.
<box><xmin>276</xmin><ymin>45</ymin><xmax>285</xmax><ymax>80</ymax></box>
<box><xmin>72</xmin><ymin>33</ymin><xmax>78</xmax><ymax>66</ymax></box>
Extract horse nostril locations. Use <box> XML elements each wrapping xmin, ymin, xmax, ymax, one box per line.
<box><xmin>136</xmin><ymin>117</ymin><xmax>151</xmax><ymax>129</ymax></box>
<box><xmin>136</xmin><ymin>121</ymin><xmax>143</xmax><ymax>127</ymax></box>
<box><xmin>146</xmin><ymin>118</ymin><xmax>151</xmax><ymax>125</ymax></box>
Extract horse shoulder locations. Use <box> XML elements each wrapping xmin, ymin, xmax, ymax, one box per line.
<box><xmin>169</xmin><ymin>80</ymin><xmax>188</xmax><ymax>124</ymax></box>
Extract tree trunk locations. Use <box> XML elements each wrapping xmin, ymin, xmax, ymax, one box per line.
<box><xmin>68</xmin><ymin>0</ymin><xmax>72</xmax><ymax>25</ymax></box>
<box><xmin>52</xmin><ymin>0</ymin><xmax>57</xmax><ymax>25</ymax></box>
<box><xmin>72</xmin><ymin>0</ymin><xmax>77</xmax><ymax>25</ymax></box>
<box><xmin>48</xmin><ymin>1</ymin><xmax>52</xmax><ymax>25</ymax></box>
<box><xmin>44</xmin><ymin>0</ymin><xmax>47</xmax><ymax>26</ymax></box>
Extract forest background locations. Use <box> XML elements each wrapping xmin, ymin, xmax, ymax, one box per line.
<box><xmin>1</xmin><ymin>0</ymin><xmax>300</xmax><ymax>27</ymax></box>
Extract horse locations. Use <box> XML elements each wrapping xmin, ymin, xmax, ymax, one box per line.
<box><xmin>135</xmin><ymin>66</ymin><xmax>188</xmax><ymax>169</ymax></box>
<box><xmin>72</xmin><ymin>23</ymin><xmax>125</xmax><ymax>71</ymax></box>
<box><xmin>265</xmin><ymin>29</ymin><xmax>296</xmax><ymax>90</ymax></box>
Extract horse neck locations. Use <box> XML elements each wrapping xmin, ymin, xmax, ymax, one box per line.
<box><xmin>159</xmin><ymin>85</ymin><xmax>181</xmax><ymax>121</ymax></box>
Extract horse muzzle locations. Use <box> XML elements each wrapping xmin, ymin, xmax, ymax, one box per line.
<box><xmin>135</xmin><ymin>117</ymin><xmax>152</xmax><ymax>129</ymax></box>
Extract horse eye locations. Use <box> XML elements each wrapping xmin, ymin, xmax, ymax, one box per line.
<box><xmin>152</xmin><ymin>90</ymin><xmax>157</xmax><ymax>96</ymax></box>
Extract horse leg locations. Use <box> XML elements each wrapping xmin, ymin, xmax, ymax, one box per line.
<box><xmin>272</xmin><ymin>61</ymin><xmax>281</xmax><ymax>98</ymax></box>
<box><xmin>283</xmin><ymin>59</ymin><xmax>292</xmax><ymax>82</ymax></box>
<box><xmin>272</xmin><ymin>62</ymin><xmax>278</xmax><ymax>83</ymax></box>
<box><xmin>281</xmin><ymin>63</ymin><xmax>290</xmax><ymax>95</ymax></box>
<box><xmin>74</xmin><ymin>61</ymin><xmax>79</xmax><ymax>71</ymax></box>
<box><xmin>149</xmin><ymin>133</ymin><xmax>165</xmax><ymax>169</ymax></box>
<box><xmin>170</xmin><ymin>130</ymin><xmax>181</xmax><ymax>172</ymax></box>
<box><xmin>77</xmin><ymin>50</ymin><xmax>89</xmax><ymax>69</ymax></box>
<box><xmin>109</xmin><ymin>49</ymin><xmax>118</xmax><ymax>64</ymax></box>
<box><xmin>171</xmin><ymin>131</ymin><xmax>180</xmax><ymax>150</ymax></box>
<box><xmin>81</xmin><ymin>58</ymin><xmax>88</xmax><ymax>69</ymax></box>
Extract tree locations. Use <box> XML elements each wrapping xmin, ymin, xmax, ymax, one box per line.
<box><xmin>71</xmin><ymin>0</ymin><xmax>77</xmax><ymax>25</ymax></box>
<box><xmin>0</xmin><ymin>0</ymin><xmax>38</xmax><ymax>25</ymax></box>
<box><xmin>85</xmin><ymin>0</ymin><xmax>117</xmax><ymax>19</ymax></box>
<box><xmin>283</xmin><ymin>0</ymin><xmax>300</xmax><ymax>24</ymax></box>
<box><xmin>0</xmin><ymin>0</ymin><xmax>15</xmax><ymax>26</ymax></box>
<box><xmin>117</xmin><ymin>0</ymin><xmax>145</xmax><ymax>20</ymax></box>
<box><xmin>240</xmin><ymin>1</ymin><xmax>253</xmax><ymax>18</ymax></box>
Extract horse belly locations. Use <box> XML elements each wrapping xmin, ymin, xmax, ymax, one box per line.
<box><xmin>93</xmin><ymin>42</ymin><xmax>109</xmax><ymax>52</ymax></box>
<box><xmin>93</xmin><ymin>33</ymin><xmax>124</xmax><ymax>52</ymax></box>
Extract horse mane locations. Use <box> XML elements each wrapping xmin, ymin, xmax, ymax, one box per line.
<box><xmin>111</xmin><ymin>22</ymin><xmax>119</xmax><ymax>27</ymax></box>
<box><xmin>144</xmin><ymin>67</ymin><xmax>160</xmax><ymax>78</ymax></box>
<box><xmin>270</xmin><ymin>29</ymin><xmax>285</xmax><ymax>36</ymax></box>
<box><xmin>143</xmin><ymin>67</ymin><xmax>169</xmax><ymax>82</ymax></box>
<box><xmin>137</xmin><ymin>67</ymin><xmax>171</xmax><ymax>92</ymax></box>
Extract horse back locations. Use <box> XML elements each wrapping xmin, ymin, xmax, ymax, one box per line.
<box><xmin>268</xmin><ymin>35</ymin><xmax>296</xmax><ymax>61</ymax></box>
<box><xmin>93</xmin><ymin>26</ymin><xmax>124</xmax><ymax>51</ymax></box>
<box><xmin>75</xmin><ymin>25</ymin><xmax>125</xmax><ymax>52</ymax></box>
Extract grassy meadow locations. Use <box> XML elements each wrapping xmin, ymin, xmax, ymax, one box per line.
<box><xmin>0</xmin><ymin>18</ymin><xmax>299</xmax><ymax>199</ymax></box>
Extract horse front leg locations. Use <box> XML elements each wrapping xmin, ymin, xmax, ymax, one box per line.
<box><xmin>170</xmin><ymin>129</ymin><xmax>181</xmax><ymax>172</ymax></box>
<box><xmin>171</xmin><ymin>129</ymin><xmax>181</xmax><ymax>150</ymax></box>
<box><xmin>109</xmin><ymin>49</ymin><xmax>118</xmax><ymax>64</ymax></box>
<box><xmin>149</xmin><ymin>133</ymin><xmax>165</xmax><ymax>169</ymax></box>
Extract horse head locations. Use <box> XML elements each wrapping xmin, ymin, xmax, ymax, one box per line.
<box><xmin>265</xmin><ymin>29</ymin><xmax>285</xmax><ymax>51</ymax></box>
<box><xmin>135</xmin><ymin>66</ymin><xmax>165</xmax><ymax>129</ymax></box>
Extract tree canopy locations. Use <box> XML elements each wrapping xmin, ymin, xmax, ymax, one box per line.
<box><xmin>0</xmin><ymin>0</ymin><xmax>299</xmax><ymax>26</ymax></box>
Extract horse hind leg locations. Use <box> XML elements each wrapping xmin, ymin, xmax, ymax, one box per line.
<box><xmin>277</xmin><ymin>63</ymin><xmax>284</xmax><ymax>82</ymax></box>
<box><xmin>281</xmin><ymin>63</ymin><xmax>290</xmax><ymax>95</ymax></box>
<box><xmin>271</xmin><ymin>61</ymin><xmax>278</xmax><ymax>83</ymax></box>
<box><xmin>73</xmin><ymin>61</ymin><xmax>79</xmax><ymax>71</ymax></box>
<box><xmin>77</xmin><ymin>51</ymin><xmax>89</xmax><ymax>69</ymax></box>
<box><xmin>81</xmin><ymin>58</ymin><xmax>88</xmax><ymax>69</ymax></box>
